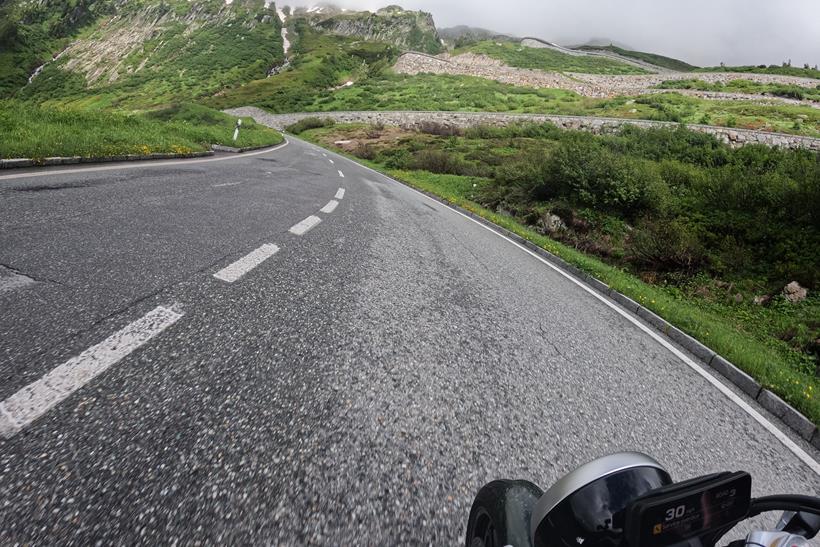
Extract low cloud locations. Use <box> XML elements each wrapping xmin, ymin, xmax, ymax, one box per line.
<box><xmin>283</xmin><ymin>0</ymin><xmax>820</xmax><ymax>68</ymax></box>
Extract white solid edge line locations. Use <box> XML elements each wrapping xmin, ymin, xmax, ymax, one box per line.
<box><xmin>320</xmin><ymin>200</ymin><xmax>339</xmax><ymax>214</ymax></box>
<box><xmin>0</xmin><ymin>305</ymin><xmax>184</xmax><ymax>439</ymax></box>
<box><xmin>289</xmin><ymin>215</ymin><xmax>322</xmax><ymax>236</ymax></box>
<box><xmin>335</xmin><ymin>188</ymin><xmax>345</xmax><ymax>200</ymax></box>
<box><xmin>307</xmin><ymin>140</ymin><xmax>820</xmax><ymax>475</ymax></box>
<box><xmin>213</xmin><ymin>244</ymin><xmax>280</xmax><ymax>283</ymax></box>
<box><xmin>338</xmin><ymin>170</ymin><xmax>345</xmax><ymax>178</ymax></box>
<box><xmin>0</xmin><ymin>140</ymin><xmax>290</xmax><ymax>181</ymax></box>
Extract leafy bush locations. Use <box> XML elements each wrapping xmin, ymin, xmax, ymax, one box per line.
<box><xmin>285</xmin><ymin>117</ymin><xmax>336</xmax><ymax>134</ymax></box>
<box><xmin>630</xmin><ymin>218</ymin><xmax>706</xmax><ymax>272</ymax></box>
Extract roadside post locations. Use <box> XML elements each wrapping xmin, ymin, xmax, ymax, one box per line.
<box><xmin>233</xmin><ymin>119</ymin><xmax>242</xmax><ymax>142</ymax></box>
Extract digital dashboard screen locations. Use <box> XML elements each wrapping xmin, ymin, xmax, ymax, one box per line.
<box><xmin>628</xmin><ymin>472</ymin><xmax>752</xmax><ymax>547</ymax></box>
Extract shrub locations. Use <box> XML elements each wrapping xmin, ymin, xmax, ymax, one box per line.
<box><xmin>354</xmin><ymin>142</ymin><xmax>376</xmax><ymax>160</ymax></box>
<box><xmin>411</xmin><ymin>149</ymin><xmax>475</xmax><ymax>176</ymax></box>
<box><xmin>630</xmin><ymin>218</ymin><xmax>706</xmax><ymax>273</ymax></box>
<box><xmin>285</xmin><ymin>117</ymin><xmax>336</xmax><ymax>134</ymax></box>
<box><xmin>416</xmin><ymin>121</ymin><xmax>463</xmax><ymax>137</ymax></box>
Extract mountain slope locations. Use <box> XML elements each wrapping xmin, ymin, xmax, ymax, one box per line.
<box><xmin>296</xmin><ymin>5</ymin><xmax>442</xmax><ymax>54</ymax></box>
<box><xmin>17</xmin><ymin>0</ymin><xmax>284</xmax><ymax>108</ymax></box>
<box><xmin>576</xmin><ymin>44</ymin><xmax>697</xmax><ymax>72</ymax></box>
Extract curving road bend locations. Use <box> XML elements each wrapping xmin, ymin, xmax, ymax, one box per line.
<box><xmin>0</xmin><ymin>138</ymin><xmax>818</xmax><ymax>544</ymax></box>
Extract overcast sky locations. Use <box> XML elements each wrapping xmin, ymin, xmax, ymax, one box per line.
<box><xmin>285</xmin><ymin>0</ymin><xmax>820</xmax><ymax>67</ymax></box>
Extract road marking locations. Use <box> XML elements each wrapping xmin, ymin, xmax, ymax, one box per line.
<box><xmin>335</xmin><ymin>188</ymin><xmax>345</xmax><ymax>200</ymax></box>
<box><xmin>213</xmin><ymin>181</ymin><xmax>243</xmax><ymax>188</ymax></box>
<box><xmin>213</xmin><ymin>244</ymin><xmax>280</xmax><ymax>283</ymax></box>
<box><xmin>0</xmin><ymin>266</ymin><xmax>36</xmax><ymax>294</ymax></box>
<box><xmin>0</xmin><ymin>140</ymin><xmax>290</xmax><ymax>181</ymax></box>
<box><xmin>303</xmin><ymin>139</ymin><xmax>820</xmax><ymax>475</ymax></box>
<box><xmin>289</xmin><ymin>215</ymin><xmax>322</xmax><ymax>236</ymax></box>
<box><xmin>320</xmin><ymin>200</ymin><xmax>339</xmax><ymax>214</ymax></box>
<box><xmin>329</xmin><ymin>159</ymin><xmax>335</xmax><ymax>164</ymax></box>
<box><xmin>0</xmin><ymin>305</ymin><xmax>183</xmax><ymax>438</ymax></box>
<box><xmin>338</xmin><ymin>170</ymin><xmax>345</xmax><ymax>178</ymax></box>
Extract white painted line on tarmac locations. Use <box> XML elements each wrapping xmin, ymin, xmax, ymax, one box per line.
<box><xmin>0</xmin><ymin>305</ymin><xmax>183</xmax><ymax>439</ymax></box>
<box><xmin>213</xmin><ymin>244</ymin><xmax>280</xmax><ymax>283</ymax></box>
<box><xmin>0</xmin><ymin>267</ymin><xmax>36</xmax><ymax>294</ymax></box>
<box><xmin>304</xmin><ymin>139</ymin><xmax>820</xmax><ymax>476</ymax></box>
<box><xmin>338</xmin><ymin>170</ymin><xmax>345</xmax><ymax>178</ymax></box>
<box><xmin>0</xmin><ymin>140</ymin><xmax>290</xmax><ymax>181</ymax></box>
<box><xmin>289</xmin><ymin>215</ymin><xmax>322</xmax><ymax>236</ymax></box>
<box><xmin>335</xmin><ymin>188</ymin><xmax>345</xmax><ymax>200</ymax></box>
<box><xmin>320</xmin><ymin>200</ymin><xmax>339</xmax><ymax>214</ymax></box>
<box><xmin>213</xmin><ymin>181</ymin><xmax>243</xmax><ymax>188</ymax></box>
<box><xmin>329</xmin><ymin>159</ymin><xmax>335</xmax><ymax>164</ymax></box>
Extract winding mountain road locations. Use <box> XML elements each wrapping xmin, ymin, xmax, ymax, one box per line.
<box><xmin>0</xmin><ymin>138</ymin><xmax>818</xmax><ymax>544</ymax></box>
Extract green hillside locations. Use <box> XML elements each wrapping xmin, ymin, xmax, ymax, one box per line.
<box><xmin>11</xmin><ymin>0</ymin><xmax>284</xmax><ymax>109</ymax></box>
<box><xmin>577</xmin><ymin>44</ymin><xmax>697</xmax><ymax>72</ymax></box>
<box><xmin>459</xmin><ymin>41</ymin><xmax>649</xmax><ymax>75</ymax></box>
<box><xmin>303</xmin><ymin>5</ymin><xmax>443</xmax><ymax>54</ymax></box>
<box><xmin>696</xmin><ymin>65</ymin><xmax>820</xmax><ymax>80</ymax></box>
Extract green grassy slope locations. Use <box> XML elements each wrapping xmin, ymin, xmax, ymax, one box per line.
<box><xmin>458</xmin><ymin>41</ymin><xmax>649</xmax><ymax>75</ymax></box>
<box><xmin>577</xmin><ymin>44</ymin><xmax>697</xmax><ymax>72</ymax></box>
<box><xmin>307</xmin><ymin>6</ymin><xmax>443</xmax><ymax>54</ymax></box>
<box><xmin>696</xmin><ymin>65</ymin><xmax>820</xmax><ymax>80</ymax></box>
<box><xmin>656</xmin><ymin>78</ymin><xmax>820</xmax><ymax>102</ymax></box>
<box><xmin>217</xmin><ymin>69</ymin><xmax>820</xmax><ymax>137</ymax></box>
<box><xmin>15</xmin><ymin>0</ymin><xmax>284</xmax><ymax>110</ymax></box>
<box><xmin>0</xmin><ymin>0</ymin><xmax>113</xmax><ymax>97</ymax></box>
<box><xmin>0</xmin><ymin>100</ymin><xmax>283</xmax><ymax>158</ymax></box>
<box><xmin>207</xmin><ymin>22</ymin><xmax>400</xmax><ymax>112</ymax></box>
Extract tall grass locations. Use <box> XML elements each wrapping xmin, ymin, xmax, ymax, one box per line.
<box><xmin>0</xmin><ymin>101</ymin><xmax>283</xmax><ymax>158</ymax></box>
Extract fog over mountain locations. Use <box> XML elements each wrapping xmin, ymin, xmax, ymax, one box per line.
<box><xmin>285</xmin><ymin>0</ymin><xmax>820</xmax><ymax>68</ymax></box>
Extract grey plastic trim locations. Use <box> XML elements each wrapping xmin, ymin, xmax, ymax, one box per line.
<box><xmin>529</xmin><ymin>452</ymin><xmax>667</xmax><ymax>541</ymax></box>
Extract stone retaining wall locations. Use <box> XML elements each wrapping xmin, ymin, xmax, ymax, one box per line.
<box><xmin>224</xmin><ymin>107</ymin><xmax>820</xmax><ymax>151</ymax></box>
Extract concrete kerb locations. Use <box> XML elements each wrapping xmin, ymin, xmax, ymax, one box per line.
<box><xmin>211</xmin><ymin>143</ymin><xmax>278</xmax><ymax>153</ymax></box>
<box><xmin>294</xmin><ymin>137</ymin><xmax>818</xmax><ymax>443</ymax></box>
<box><xmin>0</xmin><ymin>151</ymin><xmax>213</xmax><ymax>170</ymax></box>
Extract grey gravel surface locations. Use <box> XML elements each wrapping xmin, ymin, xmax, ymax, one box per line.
<box><xmin>0</xmin><ymin>138</ymin><xmax>818</xmax><ymax>544</ymax></box>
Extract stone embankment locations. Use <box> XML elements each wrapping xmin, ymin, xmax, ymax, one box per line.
<box><xmin>224</xmin><ymin>107</ymin><xmax>820</xmax><ymax>152</ymax></box>
<box><xmin>394</xmin><ymin>52</ymin><xmax>819</xmax><ymax>108</ymax></box>
<box><xmin>394</xmin><ymin>52</ymin><xmax>609</xmax><ymax>96</ymax></box>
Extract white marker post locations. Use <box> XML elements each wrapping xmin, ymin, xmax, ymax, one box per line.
<box><xmin>233</xmin><ymin>119</ymin><xmax>242</xmax><ymax>143</ymax></box>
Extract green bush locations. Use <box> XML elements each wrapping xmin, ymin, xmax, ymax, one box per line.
<box><xmin>285</xmin><ymin>117</ymin><xmax>336</xmax><ymax>134</ymax></box>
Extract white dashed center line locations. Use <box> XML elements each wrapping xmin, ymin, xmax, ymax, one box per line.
<box><xmin>213</xmin><ymin>181</ymin><xmax>243</xmax><ymax>188</ymax></box>
<box><xmin>329</xmin><ymin>159</ymin><xmax>334</xmax><ymax>164</ymax></box>
<box><xmin>289</xmin><ymin>215</ymin><xmax>322</xmax><ymax>235</ymax></box>
<box><xmin>335</xmin><ymin>188</ymin><xmax>346</xmax><ymax>200</ymax></box>
<box><xmin>0</xmin><ymin>305</ymin><xmax>184</xmax><ymax>439</ymax></box>
<box><xmin>338</xmin><ymin>170</ymin><xmax>345</xmax><ymax>178</ymax></box>
<box><xmin>320</xmin><ymin>200</ymin><xmax>339</xmax><ymax>214</ymax></box>
<box><xmin>213</xmin><ymin>244</ymin><xmax>280</xmax><ymax>283</ymax></box>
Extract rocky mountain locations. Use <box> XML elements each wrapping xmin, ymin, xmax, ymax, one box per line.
<box><xmin>294</xmin><ymin>4</ymin><xmax>443</xmax><ymax>55</ymax></box>
<box><xmin>438</xmin><ymin>25</ymin><xmax>515</xmax><ymax>48</ymax></box>
<box><xmin>5</xmin><ymin>0</ymin><xmax>285</xmax><ymax>106</ymax></box>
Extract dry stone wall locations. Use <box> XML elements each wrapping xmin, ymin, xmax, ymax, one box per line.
<box><xmin>394</xmin><ymin>52</ymin><xmax>819</xmax><ymax>108</ymax></box>
<box><xmin>225</xmin><ymin>107</ymin><xmax>820</xmax><ymax>152</ymax></box>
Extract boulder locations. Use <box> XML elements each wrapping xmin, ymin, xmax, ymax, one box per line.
<box><xmin>783</xmin><ymin>281</ymin><xmax>808</xmax><ymax>303</ymax></box>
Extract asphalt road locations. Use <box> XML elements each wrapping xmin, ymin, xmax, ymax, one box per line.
<box><xmin>0</xmin><ymin>138</ymin><xmax>818</xmax><ymax>544</ymax></box>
